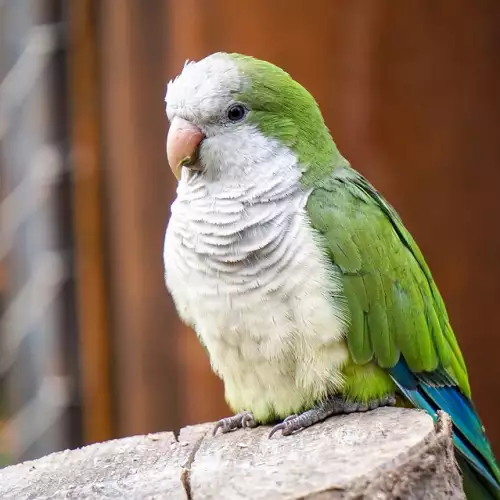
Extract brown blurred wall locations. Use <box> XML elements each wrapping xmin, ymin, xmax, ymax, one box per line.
<box><xmin>70</xmin><ymin>1</ymin><xmax>500</xmax><ymax>455</ymax></box>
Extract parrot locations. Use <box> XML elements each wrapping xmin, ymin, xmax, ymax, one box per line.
<box><xmin>163</xmin><ymin>52</ymin><xmax>500</xmax><ymax>499</ymax></box>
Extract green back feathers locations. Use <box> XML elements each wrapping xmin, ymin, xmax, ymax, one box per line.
<box><xmin>230</xmin><ymin>53</ymin><xmax>345</xmax><ymax>184</ymax></box>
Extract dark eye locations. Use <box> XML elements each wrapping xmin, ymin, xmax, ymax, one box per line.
<box><xmin>227</xmin><ymin>103</ymin><xmax>247</xmax><ymax>122</ymax></box>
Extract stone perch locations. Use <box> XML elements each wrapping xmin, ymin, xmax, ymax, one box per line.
<box><xmin>0</xmin><ymin>407</ymin><xmax>464</xmax><ymax>499</ymax></box>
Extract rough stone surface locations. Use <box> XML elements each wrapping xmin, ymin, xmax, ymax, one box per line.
<box><xmin>0</xmin><ymin>408</ymin><xmax>465</xmax><ymax>499</ymax></box>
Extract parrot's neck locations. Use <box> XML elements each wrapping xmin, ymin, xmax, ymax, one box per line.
<box><xmin>166</xmin><ymin>136</ymin><xmax>318</xmax><ymax>308</ymax></box>
<box><xmin>166</xmin><ymin>131</ymin><xmax>335</xmax><ymax>303</ymax></box>
<box><xmin>171</xmin><ymin>145</ymin><xmax>308</xmax><ymax>279</ymax></box>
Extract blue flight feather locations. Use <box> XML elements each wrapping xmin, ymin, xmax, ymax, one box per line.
<box><xmin>389</xmin><ymin>359</ymin><xmax>500</xmax><ymax>498</ymax></box>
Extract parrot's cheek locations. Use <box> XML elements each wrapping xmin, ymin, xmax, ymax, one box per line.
<box><xmin>166</xmin><ymin>116</ymin><xmax>205</xmax><ymax>179</ymax></box>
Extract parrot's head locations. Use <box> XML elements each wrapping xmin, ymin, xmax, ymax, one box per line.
<box><xmin>165</xmin><ymin>53</ymin><xmax>342</xmax><ymax>184</ymax></box>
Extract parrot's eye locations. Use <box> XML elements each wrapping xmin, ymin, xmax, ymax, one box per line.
<box><xmin>226</xmin><ymin>103</ymin><xmax>247</xmax><ymax>122</ymax></box>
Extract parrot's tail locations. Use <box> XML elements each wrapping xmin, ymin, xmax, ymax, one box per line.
<box><xmin>458</xmin><ymin>455</ymin><xmax>500</xmax><ymax>500</ymax></box>
<box><xmin>390</xmin><ymin>360</ymin><xmax>500</xmax><ymax>499</ymax></box>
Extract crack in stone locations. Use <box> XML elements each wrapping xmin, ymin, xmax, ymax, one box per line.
<box><xmin>173</xmin><ymin>427</ymin><xmax>181</xmax><ymax>442</ymax></box>
<box><xmin>180</xmin><ymin>434</ymin><xmax>205</xmax><ymax>500</ymax></box>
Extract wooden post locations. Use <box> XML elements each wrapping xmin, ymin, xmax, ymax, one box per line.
<box><xmin>99</xmin><ymin>1</ymin><xmax>185</xmax><ymax>436</ymax></box>
<box><xmin>67</xmin><ymin>0</ymin><xmax>113</xmax><ymax>444</ymax></box>
<box><xmin>0</xmin><ymin>409</ymin><xmax>466</xmax><ymax>499</ymax></box>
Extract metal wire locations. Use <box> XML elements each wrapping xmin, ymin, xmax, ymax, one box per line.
<box><xmin>0</xmin><ymin>0</ymin><xmax>72</xmax><ymax>464</ymax></box>
<box><xmin>0</xmin><ymin>24</ymin><xmax>60</xmax><ymax>141</ymax></box>
<box><xmin>0</xmin><ymin>251</ymin><xmax>66</xmax><ymax>377</ymax></box>
<box><xmin>0</xmin><ymin>375</ymin><xmax>71</xmax><ymax>459</ymax></box>
<box><xmin>0</xmin><ymin>145</ymin><xmax>62</xmax><ymax>262</ymax></box>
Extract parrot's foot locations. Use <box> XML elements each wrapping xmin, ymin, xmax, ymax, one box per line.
<box><xmin>212</xmin><ymin>411</ymin><xmax>257</xmax><ymax>436</ymax></box>
<box><xmin>268</xmin><ymin>394</ymin><xmax>396</xmax><ymax>438</ymax></box>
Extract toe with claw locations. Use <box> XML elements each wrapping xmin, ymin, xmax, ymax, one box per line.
<box><xmin>269</xmin><ymin>394</ymin><xmax>396</xmax><ymax>439</ymax></box>
<box><xmin>212</xmin><ymin>411</ymin><xmax>257</xmax><ymax>436</ymax></box>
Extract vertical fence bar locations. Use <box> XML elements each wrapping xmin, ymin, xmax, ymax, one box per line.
<box><xmin>67</xmin><ymin>0</ymin><xmax>113</xmax><ymax>445</ymax></box>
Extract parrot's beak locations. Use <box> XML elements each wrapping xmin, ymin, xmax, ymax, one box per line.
<box><xmin>166</xmin><ymin>116</ymin><xmax>205</xmax><ymax>180</ymax></box>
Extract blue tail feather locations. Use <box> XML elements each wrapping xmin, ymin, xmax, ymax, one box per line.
<box><xmin>389</xmin><ymin>359</ymin><xmax>500</xmax><ymax>499</ymax></box>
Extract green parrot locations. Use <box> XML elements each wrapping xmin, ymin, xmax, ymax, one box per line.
<box><xmin>163</xmin><ymin>53</ymin><xmax>500</xmax><ymax>498</ymax></box>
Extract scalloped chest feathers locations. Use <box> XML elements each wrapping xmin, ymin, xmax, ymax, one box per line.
<box><xmin>163</xmin><ymin>173</ymin><xmax>347</xmax><ymax>369</ymax></box>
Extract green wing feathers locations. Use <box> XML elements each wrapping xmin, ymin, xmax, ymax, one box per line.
<box><xmin>306</xmin><ymin>167</ymin><xmax>470</xmax><ymax>397</ymax></box>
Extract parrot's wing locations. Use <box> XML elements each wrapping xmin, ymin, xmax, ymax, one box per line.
<box><xmin>307</xmin><ymin>166</ymin><xmax>500</xmax><ymax>496</ymax></box>
<box><xmin>307</xmin><ymin>167</ymin><xmax>464</xmax><ymax>381</ymax></box>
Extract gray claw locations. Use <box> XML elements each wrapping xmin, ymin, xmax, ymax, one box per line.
<box><xmin>268</xmin><ymin>414</ymin><xmax>300</xmax><ymax>438</ymax></box>
<box><xmin>212</xmin><ymin>418</ymin><xmax>233</xmax><ymax>436</ymax></box>
<box><xmin>268</xmin><ymin>422</ymin><xmax>286</xmax><ymax>439</ymax></box>
<box><xmin>269</xmin><ymin>418</ymin><xmax>300</xmax><ymax>438</ymax></box>
<box><xmin>241</xmin><ymin>412</ymin><xmax>257</xmax><ymax>429</ymax></box>
<box><xmin>212</xmin><ymin>411</ymin><xmax>256</xmax><ymax>436</ymax></box>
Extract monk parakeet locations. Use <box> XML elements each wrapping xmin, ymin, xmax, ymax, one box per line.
<box><xmin>163</xmin><ymin>53</ymin><xmax>500</xmax><ymax>498</ymax></box>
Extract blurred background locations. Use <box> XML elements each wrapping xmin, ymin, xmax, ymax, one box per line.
<box><xmin>0</xmin><ymin>0</ymin><xmax>500</xmax><ymax>467</ymax></box>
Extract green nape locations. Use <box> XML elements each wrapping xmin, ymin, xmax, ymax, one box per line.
<box><xmin>230</xmin><ymin>53</ymin><xmax>346</xmax><ymax>185</ymax></box>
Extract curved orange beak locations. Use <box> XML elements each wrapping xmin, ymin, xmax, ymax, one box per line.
<box><xmin>166</xmin><ymin>116</ymin><xmax>205</xmax><ymax>180</ymax></box>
